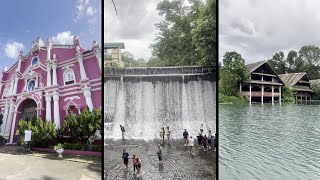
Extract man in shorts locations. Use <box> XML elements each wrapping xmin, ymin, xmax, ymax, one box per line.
<box><xmin>122</xmin><ymin>149</ymin><xmax>129</xmax><ymax>170</ymax></box>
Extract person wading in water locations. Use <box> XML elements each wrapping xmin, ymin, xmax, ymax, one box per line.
<box><xmin>120</xmin><ymin>125</ymin><xmax>125</xmax><ymax>139</ymax></box>
<box><xmin>157</xmin><ymin>144</ymin><xmax>163</xmax><ymax>163</ymax></box>
<box><xmin>122</xmin><ymin>149</ymin><xmax>129</xmax><ymax>170</ymax></box>
<box><xmin>183</xmin><ymin>129</ymin><xmax>189</xmax><ymax>146</ymax></box>
<box><xmin>188</xmin><ymin>136</ymin><xmax>194</xmax><ymax>154</ymax></box>
<box><xmin>166</xmin><ymin>126</ymin><xmax>171</xmax><ymax>143</ymax></box>
<box><xmin>160</xmin><ymin>127</ymin><xmax>165</xmax><ymax>143</ymax></box>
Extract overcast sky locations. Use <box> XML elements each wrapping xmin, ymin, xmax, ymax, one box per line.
<box><xmin>105</xmin><ymin>0</ymin><xmax>163</xmax><ymax>61</ymax></box>
<box><xmin>219</xmin><ymin>0</ymin><xmax>320</xmax><ymax>64</ymax></box>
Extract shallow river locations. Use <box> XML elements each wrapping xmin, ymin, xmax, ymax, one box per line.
<box><xmin>219</xmin><ymin>104</ymin><xmax>320</xmax><ymax>180</ymax></box>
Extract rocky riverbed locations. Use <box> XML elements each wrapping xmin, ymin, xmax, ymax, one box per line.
<box><xmin>104</xmin><ymin>139</ymin><xmax>216</xmax><ymax>180</ymax></box>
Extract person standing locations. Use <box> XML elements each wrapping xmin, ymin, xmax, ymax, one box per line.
<box><xmin>122</xmin><ymin>149</ymin><xmax>129</xmax><ymax>170</ymax></box>
<box><xmin>208</xmin><ymin>130</ymin><xmax>213</xmax><ymax>149</ymax></box>
<box><xmin>197</xmin><ymin>133</ymin><xmax>203</xmax><ymax>149</ymax></box>
<box><xmin>183</xmin><ymin>129</ymin><xmax>189</xmax><ymax>146</ymax></box>
<box><xmin>136</xmin><ymin>156</ymin><xmax>142</xmax><ymax>173</ymax></box>
<box><xmin>160</xmin><ymin>127</ymin><xmax>165</xmax><ymax>143</ymax></box>
<box><xmin>166</xmin><ymin>126</ymin><xmax>171</xmax><ymax>143</ymax></box>
<box><xmin>202</xmin><ymin>135</ymin><xmax>208</xmax><ymax>151</ymax></box>
<box><xmin>157</xmin><ymin>144</ymin><xmax>163</xmax><ymax>163</ymax></box>
<box><xmin>188</xmin><ymin>136</ymin><xmax>194</xmax><ymax>154</ymax></box>
<box><xmin>200</xmin><ymin>124</ymin><xmax>204</xmax><ymax>134</ymax></box>
<box><xmin>120</xmin><ymin>125</ymin><xmax>125</xmax><ymax>139</ymax></box>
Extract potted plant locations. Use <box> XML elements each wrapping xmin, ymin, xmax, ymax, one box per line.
<box><xmin>54</xmin><ymin>143</ymin><xmax>64</xmax><ymax>158</ymax></box>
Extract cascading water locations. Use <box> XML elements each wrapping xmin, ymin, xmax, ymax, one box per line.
<box><xmin>104</xmin><ymin>66</ymin><xmax>216</xmax><ymax>140</ymax></box>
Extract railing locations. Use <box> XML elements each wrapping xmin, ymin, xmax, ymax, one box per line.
<box><xmin>241</xmin><ymin>91</ymin><xmax>280</xmax><ymax>97</ymax></box>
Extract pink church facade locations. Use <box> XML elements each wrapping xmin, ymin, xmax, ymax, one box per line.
<box><xmin>0</xmin><ymin>36</ymin><xmax>102</xmax><ymax>144</ymax></box>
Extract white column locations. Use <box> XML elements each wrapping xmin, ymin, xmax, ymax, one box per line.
<box><xmin>77</xmin><ymin>54</ymin><xmax>87</xmax><ymax>80</ymax></box>
<box><xmin>0</xmin><ymin>103</ymin><xmax>9</xmax><ymax>136</ymax></box>
<box><xmin>9</xmin><ymin>109</ymin><xmax>18</xmax><ymax>143</ymax></box>
<box><xmin>24</xmin><ymin>79</ymin><xmax>27</xmax><ymax>91</ymax></box>
<box><xmin>249</xmin><ymin>83</ymin><xmax>252</xmax><ymax>103</ymax></box>
<box><xmin>35</xmin><ymin>76</ymin><xmax>39</xmax><ymax>88</ymax></box>
<box><xmin>9</xmin><ymin>78</ymin><xmax>14</xmax><ymax>95</ymax></box>
<box><xmin>52</xmin><ymin>63</ymin><xmax>58</xmax><ymax>85</ymax></box>
<box><xmin>279</xmin><ymin>86</ymin><xmax>282</xmax><ymax>104</ymax></box>
<box><xmin>95</xmin><ymin>50</ymin><xmax>101</xmax><ymax>71</ymax></box>
<box><xmin>53</xmin><ymin>93</ymin><xmax>60</xmax><ymax>129</ymax></box>
<box><xmin>13</xmin><ymin>77</ymin><xmax>19</xmax><ymax>95</ymax></box>
<box><xmin>47</xmin><ymin>65</ymin><xmax>52</xmax><ymax>86</ymax></box>
<box><xmin>239</xmin><ymin>82</ymin><xmax>242</xmax><ymax>92</ymax></box>
<box><xmin>16</xmin><ymin>59</ymin><xmax>21</xmax><ymax>73</ymax></box>
<box><xmin>261</xmin><ymin>85</ymin><xmax>264</xmax><ymax>104</ymax></box>
<box><xmin>83</xmin><ymin>87</ymin><xmax>93</xmax><ymax>111</ymax></box>
<box><xmin>45</xmin><ymin>95</ymin><xmax>52</xmax><ymax>122</ymax></box>
<box><xmin>272</xmin><ymin>85</ymin><xmax>274</xmax><ymax>104</ymax></box>
<box><xmin>5</xmin><ymin>102</ymin><xmax>15</xmax><ymax>136</ymax></box>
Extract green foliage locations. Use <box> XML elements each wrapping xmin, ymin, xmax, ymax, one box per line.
<box><xmin>62</xmin><ymin>108</ymin><xmax>101</xmax><ymax>143</ymax></box>
<box><xmin>281</xmin><ymin>86</ymin><xmax>296</xmax><ymax>103</ymax></box>
<box><xmin>62</xmin><ymin>143</ymin><xmax>101</xmax><ymax>152</ymax></box>
<box><xmin>54</xmin><ymin>143</ymin><xmax>63</xmax><ymax>150</ymax></box>
<box><xmin>268</xmin><ymin>51</ymin><xmax>286</xmax><ymax>74</ymax></box>
<box><xmin>147</xmin><ymin>56</ymin><xmax>169</xmax><ymax>67</ymax></box>
<box><xmin>219</xmin><ymin>51</ymin><xmax>250</xmax><ymax>96</ymax></box>
<box><xmin>151</xmin><ymin>0</ymin><xmax>215</xmax><ymax>66</ymax></box>
<box><xmin>311</xmin><ymin>84</ymin><xmax>320</xmax><ymax>100</ymax></box>
<box><xmin>268</xmin><ymin>45</ymin><xmax>320</xmax><ymax>79</ymax></box>
<box><xmin>122</xmin><ymin>51</ymin><xmax>147</xmax><ymax>67</ymax></box>
<box><xmin>191</xmin><ymin>0</ymin><xmax>216</xmax><ymax>66</ymax></box>
<box><xmin>219</xmin><ymin>93</ymin><xmax>249</xmax><ymax>104</ymax></box>
<box><xmin>18</xmin><ymin>118</ymin><xmax>57</xmax><ymax>147</ymax></box>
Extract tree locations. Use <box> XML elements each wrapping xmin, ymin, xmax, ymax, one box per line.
<box><xmin>63</xmin><ymin>108</ymin><xmax>101</xmax><ymax>143</ymax></box>
<box><xmin>268</xmin><ymin>51</ymin><xmax>286</xmax><ymax>74</ymax></box>
<box><xmin>219</xmin><ymin>51</ymin><xmax>250</xmax><ymax>96</ymax></box>
<box><xmin>191</xmin><ymin>0</ymin><xmax>216</xmax><ymax>66</ymax></box>
<box><xmin>298</xmin><ymin>45</ymin><xmax>320</xmax><ymax>79</ymax></box>
<box><xmin>151</xmin><ymin>0</ymin><xmax>208</xmax><ymax>66</ymax></box>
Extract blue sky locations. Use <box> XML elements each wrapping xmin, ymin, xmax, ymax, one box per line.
<box><xmin>0</xmin><ymin>0</ymin><xmax>101</xmax><ymax>69</ymax></box>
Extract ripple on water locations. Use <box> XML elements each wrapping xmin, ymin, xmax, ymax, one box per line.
<box><xmin>220</xmin><ymin>104</ymin><xmax>320</xmax><ymax>180</ymax></box>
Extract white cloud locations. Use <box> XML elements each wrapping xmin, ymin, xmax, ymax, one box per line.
<box><xmin>51</xmin><ymin>31</ymin><xmax>74</xmax><ymax>44</ymax></box>
<box><xmin>220</xmin><ymin>0</ymin><xmax>320</xmax><ymax>64</ymax></box>
<box><xmin>74</xmin><ymin>0</ymin><xmax>99</xmax><ymax>34</ymax></box>
<box><xmin>86</xmin><ymin>6</ymin><xmax>96</xmax><ymax>16</ymax></box>
<box><xmin>75</xmin><ymin>0</ymin><xmax>96</xmax><ymax>21</ymax></box>
<box><xmin>104</xmin><ymin>0</ymin><xmax>163</xmax><ymax>60</ymax></box>
<box><xmin>4</xmin><ymin>42</ymin><xmax>24</xmax><ymax>59</ymax></box>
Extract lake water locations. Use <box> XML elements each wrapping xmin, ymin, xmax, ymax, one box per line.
<box><xmin>219</xmin><ymin>104</ymin><xmax>320</xmax><ymax>180</ymax></box>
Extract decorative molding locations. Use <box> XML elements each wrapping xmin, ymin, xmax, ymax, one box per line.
<box><xmin>64</xmin><ymin>96</ymin><xmax>80</xmax><ymax>101</ymax></box>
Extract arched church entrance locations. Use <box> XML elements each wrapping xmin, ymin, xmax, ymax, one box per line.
<box><xmin>20</xmin><ymin>99</ymin><xmax>37</xmax><ymax>121</ymax></box>
<box><xmin>11</xmin><ymin>99</ymin><xmax>38</xmax><ymax>143</ymax></box>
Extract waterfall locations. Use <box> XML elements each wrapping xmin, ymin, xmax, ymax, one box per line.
<box><xmin>104</xmin><ymin>66</ymin><xmax>216</xmax><ymax>140</ymax></box>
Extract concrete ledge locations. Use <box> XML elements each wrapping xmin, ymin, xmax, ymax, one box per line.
<box><xmin>31</xmin><ymin>147</ymin><xmax>102</xmax><ymax>157</ymax></box>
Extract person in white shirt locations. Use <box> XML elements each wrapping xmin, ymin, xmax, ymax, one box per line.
<box><xmin>188</xmin><ymin>136</ymin><xmax>194</xmax><ymax>154</ymax></box>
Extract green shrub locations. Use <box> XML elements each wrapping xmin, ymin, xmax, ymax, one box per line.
<box><xmin>62</xmin><ymin>108</ymin><xmax>101</xmax><ymax>143</ymax></box>
<box><xmin>219</xmin><ymin>93</ymin><xmax>249</xmax><ymax>104</ymax></box>
<box><xmin>18</xmin><ymin>118</ymin><xmax>57</xmax><ymax>147</ymax></box>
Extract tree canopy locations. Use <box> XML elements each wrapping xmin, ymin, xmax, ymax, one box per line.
<box><xmin>268</xmin><ymin>45</ymin><xmax>320</xmax><ymax>79</ymax></box>
<box><xmin>150</xmin><ymin>0</ymin><xmax>215</xmax><ymax>67</ymax></box>
<box><xmin>219</xmin><ymin>51</ymin><xmax>250</xmax><ymax>96</ymax></box>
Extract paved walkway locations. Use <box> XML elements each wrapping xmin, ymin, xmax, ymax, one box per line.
<box><xmin>0</xmin><ymin>145</ymin><xmax>101</xmax><ymax>180</ymax></box>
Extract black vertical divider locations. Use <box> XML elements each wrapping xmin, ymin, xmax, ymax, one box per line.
<box><xmin>101</xmin><ymin>0</ymin><xmax>105</xmax><ymax>179</ymax></box>
<box><xmin>216</xmin><ymin>0</ymin><xmax>219</xmax><ymax>179</ymax></box>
